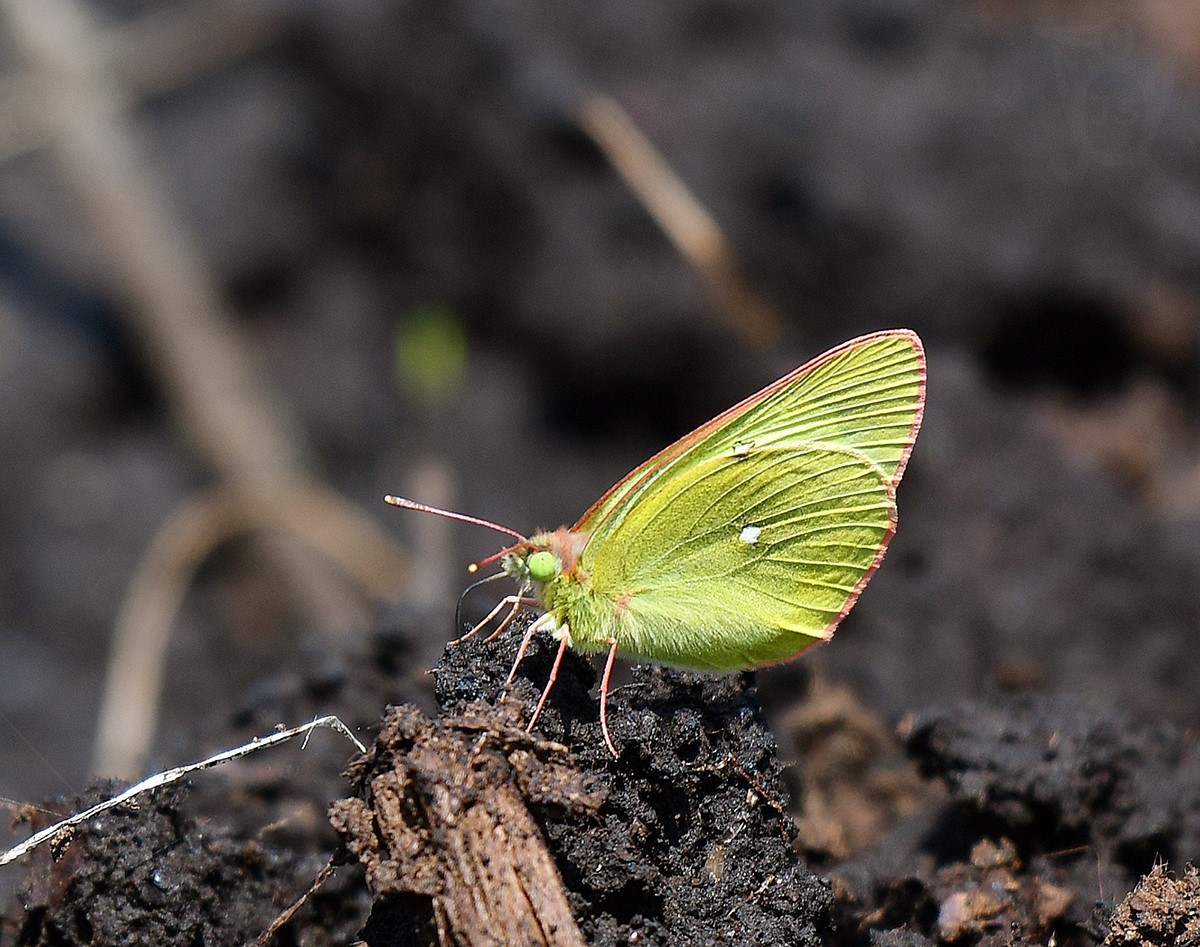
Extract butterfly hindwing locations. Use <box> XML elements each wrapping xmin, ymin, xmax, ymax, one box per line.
<box><xmin>572</xmin><ymin>445</ymin><xmax>896</xmax><ymax>670</ymax></box>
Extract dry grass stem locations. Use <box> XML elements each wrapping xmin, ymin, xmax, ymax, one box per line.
<box><xmin>574</xmin><ymin>91</ymin><xmax>784</xmax><ymax>348</ymax></box>
<box><xmin>2</xmin><ymin>716</ymin><xmax>365</xmax><ymax>869</ymax></box>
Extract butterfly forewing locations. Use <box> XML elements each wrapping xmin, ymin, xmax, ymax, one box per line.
<box><xmin>575</xmin><ymin>445</ymin><xmax>896</xmax><ymax>670</ymax></box>
<box><xmin>575</xmin><ymin>331</ymin><xmax>924</xmax><ymax>545</ymax></box>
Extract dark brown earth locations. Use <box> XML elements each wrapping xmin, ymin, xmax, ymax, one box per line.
<box><xmin>10</xmin><ymin>621</ymin><xmax>1200</xmax><ymax>945</ymax></box>
<box><xmin>3</xmin><ymin>1</ymin><xmax>1200</xmax><ymax>945</ymax></box>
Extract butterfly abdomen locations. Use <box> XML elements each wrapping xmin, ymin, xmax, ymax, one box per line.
<box><xmin>598</xmin><ymin>592</ymin><xmax>826</xmax><ymax>672</ymax></box>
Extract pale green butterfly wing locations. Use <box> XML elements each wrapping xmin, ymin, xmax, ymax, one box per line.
<box><xmin>568</xmin><ymin>445</ymin><xmax>896</xmax><ymax>671</ymax></box>
<box><xmin>575</xmin><ymin>330</ymin><xmax>924</xmax><ymax>543</ymax></box>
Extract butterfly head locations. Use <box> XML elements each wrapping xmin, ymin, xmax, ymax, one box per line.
<box><xmin>499</xmin><ymin>547</ymin><xmax>558</xmax><ymax>585</ymax></box>
<box><xmin>499</xmin><ymin>528</ymin><xmax>588</xmax><ymax>590</ymax></box>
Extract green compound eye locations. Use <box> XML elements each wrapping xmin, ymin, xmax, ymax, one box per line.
<box><xmin>526</xmin><ymin>551</ymin><xmax>559</xmax><ymax>582</ymax></box>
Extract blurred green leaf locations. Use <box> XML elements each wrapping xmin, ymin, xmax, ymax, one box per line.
<box><xmin>393</xmin><ymin>305</ymin><xmax>467</xmax><ymax>406</ymax></box>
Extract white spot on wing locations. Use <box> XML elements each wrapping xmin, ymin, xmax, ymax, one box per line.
<box><xmin>732</xmin><ymin>439</ymin><xmax>755</xmax><ymax>457</ymax></box>
<box><xmin>739</xmin><ymin>525</ymin><xmax>762</xmax><ymax>545</ymax></box>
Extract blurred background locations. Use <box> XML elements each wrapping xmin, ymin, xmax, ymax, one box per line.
<box><xmin>0</xmin><ymin>0</ymin><xmax>1198</xmax><ymax>847</ymax></box>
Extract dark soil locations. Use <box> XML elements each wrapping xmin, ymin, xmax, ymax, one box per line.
<box><xmin>3</xmin><ymin>0</ymin><xmax>1200</xmax><ymax>944</ymax></box>
<box><xmin>10</xmin><ymin>622</ymin><xmax>1200</xmax><ymax>945</ymax></box>
<box><xmin>11</xmin><ymin>780</ymin><xmax>362</xmax><ymax>947</ymax></box>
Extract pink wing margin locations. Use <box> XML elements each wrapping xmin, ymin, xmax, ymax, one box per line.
<box><xmin>769</xmin><ymin>329</ymin><xmax>926</xmax><ymax>655</ymax></box>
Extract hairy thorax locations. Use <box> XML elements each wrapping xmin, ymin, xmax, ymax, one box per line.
<box><xmin>512</xmin><ymin>528</ymin><xmax>623</xmax><ymax>655</ymax></box>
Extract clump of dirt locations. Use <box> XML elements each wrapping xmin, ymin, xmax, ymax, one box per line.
<box><xmin>1105</xmin><ymin>864</ymin><xmax>1200</xmax><ymax>946</ymax></box>
<box><xmin>836</xmin><ymin>835</ymin><xmax>1081</xmax><ymax>947</ymax></box>
<box><xmin>334</xmin><ymin>622</ymin><xmax>836</xmax><ymax>946</ymax></box>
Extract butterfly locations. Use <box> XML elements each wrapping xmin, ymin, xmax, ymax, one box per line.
<box><xmin>389</xmin><ymin>329</ymin><xmax>926</xmax><ymax>756</ymax></box>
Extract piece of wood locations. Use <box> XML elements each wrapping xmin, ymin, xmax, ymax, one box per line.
<box><xmin>330</xmin><ymin>705</ymin><xmax>602</xmax><ymax>947</ymax></box>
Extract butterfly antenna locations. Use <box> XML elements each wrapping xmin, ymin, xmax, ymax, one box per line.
<box><xmin>384</xmin><ymin>496</ymin><xmax>529</xmax><ymax>543</ymax></box>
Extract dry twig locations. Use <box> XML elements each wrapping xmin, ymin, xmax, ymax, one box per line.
<box><xmin>574</xmin><ymin>91</ymin><xmax>784</xmax><ymax>348</ymax></box>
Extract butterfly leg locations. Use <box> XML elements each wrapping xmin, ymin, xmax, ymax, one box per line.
<box><xmin>599</xmin><ymin>638</ymin><xmax>620</xmax><ymax>758</ymax></box>
<box><xmin>452</xmin><ymin>594</ymin><xmax>526</xmax><ymax>645</ymax></box>
<box><xmin>482</xmin><ymin>594</ymin><xmax>536</xmax><ymax>643</ymax></box>
<box><xmin>526</xmin><ymin>628</ymin><xmax>571</xmax><ymax>734</ymax></box>
<box><xmin>504</xmin><ymin>611</ymin><xmax>555</xmax><ymax>688</ymax></box>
